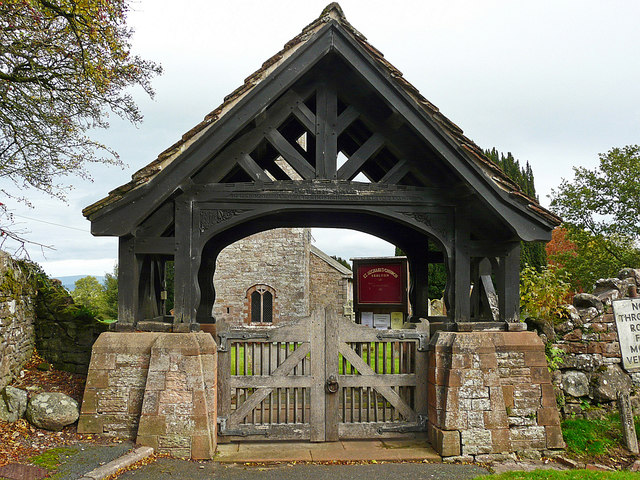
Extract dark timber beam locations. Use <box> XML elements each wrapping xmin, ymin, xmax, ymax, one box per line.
<box><xmin>496</xmin><ymin>243</ymin><xmax>521</xmax><ymax>323</ymax></box>
<box><xmin>315</xmin><ymin>82</ymin><xmax>338</xmax><ymax>179</ymax></box>
<box><xmin>292</xmin><ymin>103</ymin><xmax>316</xmax><ymax>133</ymax></box>
<box><xmin>265</xmin><ymin>129</ymin><xmax>315</xmax><ymax>179</ymax></box>
<box><xmin>453</xmin><ymin>209</ymin><xmax>471</xmax><ymax>322</ymax></box>
<box><xmin>337</xmin><ymin>133</ymin><xmax>385</xmax><ymax>180</ymax></box>
<box><xmin>407</xmin><ymin>247</ymin><xmax>429</xmax><ymax>322</ymax></box>
<box><xmin>379</xmin><ymin>159</ymin><xmax>410</xmax><ymax>184</ymax></box>
<box><xmin>134</xmin><ymin>237</ymin><xmax>176</xmax><ymax>255</ymax></box>
<box><xmin>336</xmin><ymin>105</ymin><xmax>359</xmax><ymax>134</ymax></box>
<box><xmin>237</xmin><ymin>153</ymin><xmax>271</xmax><ymax>182</ymax></box>
<box><xmin>117</xmin><ymin>236</ymin><xmax>140</xmax><ymax>328</ymax></box>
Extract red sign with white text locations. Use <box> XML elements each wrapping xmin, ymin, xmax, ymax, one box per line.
<box><xmin>357</xmin><ymin>263</ymin><xmax>404</xmax><ymax>304</ymax></box>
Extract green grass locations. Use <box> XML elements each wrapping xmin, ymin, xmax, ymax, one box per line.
<box><xmin>472</xmin><ymin>471</ymin><xmax>639</xmax><ymax>479</ymax></box>
<box><xmin>561</xmin><ymin>413</ymin><xmax>640</xmax><ymax>457</ymax></box>
<box><xmin>29</xmin><ymin>447</ymin><xmax>77</xmax><ymax>470</ymax></box>
<box><xmin>230</xmin><ymin>342</ymin><xmax>406</xmax><ymax>375</ymax></box>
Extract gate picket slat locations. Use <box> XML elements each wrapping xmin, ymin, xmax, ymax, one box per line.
<box><xmin>228</xmin><ymin>342</ymin><xmax>311</xmax><ymax>425</ymax></box>
<box><xmin>338</xmin><ymin>342</ymin><xmax>416</xmax><ymax>422</ymax></box>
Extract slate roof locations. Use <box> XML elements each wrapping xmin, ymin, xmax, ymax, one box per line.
<box><xmin>83</xmin><ymin>3</ymin><xmax>560</xmax><ymax>227</ymax></box>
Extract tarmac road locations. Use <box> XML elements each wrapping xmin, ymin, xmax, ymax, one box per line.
<box><xmin>116</xmin><ymin>460</ymin><xmax>491</xmax><ymax>480</ymax></box>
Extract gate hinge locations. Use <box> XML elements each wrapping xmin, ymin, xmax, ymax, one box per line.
<box><xmin>218</xmin><ymin>416</ymin><xmax>269</xmax><ymax>437</ymax></box>
<box><xmin>217</xmin><ymin>331</ymin><xmax>271</xmax><ymax>352</ymax></box>
<box><xmin>376</xmin><ymin>414</ymin><xmax>427</xmax><ymax>434</ymax></box>
<box><xmin>376</xmin><ymin>331</ymin><xmax>429</xmax><ymax>351</ymax></box>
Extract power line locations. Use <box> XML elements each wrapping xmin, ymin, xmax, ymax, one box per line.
<box><xmin>11</xmin><ymin>214</ymin><xmax>90</xmax><ymax>233</ymax></box>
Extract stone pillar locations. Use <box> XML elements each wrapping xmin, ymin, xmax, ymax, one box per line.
<box><xmin>427</xmin><ymin>330</ymin><xmax>564</xmax><ymax>459</ymax></box>
<box><xmin>79</xmin><ymin>332</ymin><xmax>218</xmax><ymax>460</ymax></box>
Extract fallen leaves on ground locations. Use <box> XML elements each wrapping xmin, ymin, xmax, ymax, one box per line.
<box><xmin>0</xmin><ymin>351</ymin><xmax>122</xmax><ymax>467</ymax></box>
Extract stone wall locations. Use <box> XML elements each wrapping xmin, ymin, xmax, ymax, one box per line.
<box><xmin>79</xmin><ymin>332</ymin><xmax>217</xmax><ymax>459</ymax></box>
<box><xmin>428</xmin><ymin>331</ymin><xmax>563</xmax><ymax>460</ymax></box>
<box><xmin>547</xmin><ymin>268</ymin><xmax>640</xmax><ymax>417</ymax></box>
<box><xmin>34</xmin><ymin>276</ymin><xmax>109</xmax><ymax>374</ymax></box>
<box><xmin>212</xmin><ymin>228</ymin><xmax>311</xmax><ymax>323</ymax></box>
<box><xmin>309</xmin><ymin>246</ymin><xmax>352</xmax><ymax>317</ymax></box>
<box><xmin>0</xmin><ymin>252</ymin><xmax>36</xmax><ymax>390</ymax></box>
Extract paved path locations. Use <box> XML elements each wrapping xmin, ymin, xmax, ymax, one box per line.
<box><xmin>117</xmin><ymin>460</ymin><xmax>491</xmax><ymax>480</ymax></box>
<box><xmin>215</xmin><ymin>438</ymin><xmax>441</xmax><ymax>463</ymax></box>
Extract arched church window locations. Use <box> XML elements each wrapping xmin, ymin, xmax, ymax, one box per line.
<box><xmin>247</xmin><ymin>285</ymin><xmax>275</xmax><ymax>323</ymax></box>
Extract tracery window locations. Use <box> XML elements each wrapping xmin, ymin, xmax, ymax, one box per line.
<box><xmin>247</xmin><ymin>284</ymin><xmax>275</xmax><ymax>323</ymax></box>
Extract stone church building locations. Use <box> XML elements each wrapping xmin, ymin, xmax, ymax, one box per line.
<box><xmin>212</xmin><ymin>228</ymin><xmax>353</xmax><ymax>324</ymax></box>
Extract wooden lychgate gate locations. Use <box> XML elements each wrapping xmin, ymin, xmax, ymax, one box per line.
<box><xmin>216</xmin><ymin>309</ymin><xmax>428</xmax><ymax>441</ymax></box>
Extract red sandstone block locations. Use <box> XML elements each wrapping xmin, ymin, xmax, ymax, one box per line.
<box><xmin>541</xmin><ymin>384</ymin><xmax>558</xmax><ymax>408</ymax></box>
<box><xmin>603</xmin><ymin>342</ymin><xmax>621</xmax><ymax>357</ymax></box>
<box><xmin>501</xmin><ymin>385</ymin><xmax>514</xmax><ymax>409</ymax></box>
<box><xmin>491</xmin><ymin>428</ymin><xmax>511</xmax><ymax>453</ymax></box>
<box><xmin>602</xmin><ymin>313</ymin><xmax>614</xmax><ymax>323</ymax></box>
<box><xmin>478</xmin><ymin>353</ymin><xmax>498</xmax><ymax>369</ymax></box>
<box><xmin>136</xmin><ymin>434</ymin><xmax>160</xmax><ymax>451</ymax></box>
<box><xmin>85</xmin><ymin>371</ymin><xmax>109</xmax><ymax>389</ymax></box>
<box><xmin>530</xmin><ymin>366</ymin><xmax>551</xmax><ymax>383</ymax></box>
<box><xmin>563</xmin><ymin>330</ymin><xmax>583</xmax><ymax>342</ymax></box>
<box><xmin>591</xmin><ymin>323</ymin><xmax>608</xmax><ymax>333</ymax></box>
<box><xmin>81</xmin><ymin>391</ymin><xmax>98</xmax><ymax>414</ymax></box>
<box><xmin>588</xmin><ymin>343</ymin><xmax>606</xmax><ymax>355</ymax></box>
<box><xmin>599</xmin><ymin>332</ymin><xmax>618</xmax><ymax>342</ymax></box>
<box><xmin>524</xmin><ymin>350</ymin><xmax>548</xmax><ymax>367</ymax></box>
<box><xmin>484</xmin><ymin>408</ymin><xmax>508</xmax><ymax>429</ymax></box>
<box><xmin>537</xmin><ymin>407</ymin><xmax>561</xmax><ymax>426</ymax></box>
<box><xmin>451</xmin><ymin>353</ymin><xmax>471</xmax><ymax>369</ymax></box>
<box><xmin>191</xmin><ymin>434</ymin><xmax>214</xmax><ymax>460</ymax></box>
<box><xmin>545</xmin><ymin>425</ymin><xmax>566</xmax><ymax>449</ymax></box>
<box><xmin>77</xmin><ymin>414</ymin><xmax>103</xmax><ymax>434</ymax></box>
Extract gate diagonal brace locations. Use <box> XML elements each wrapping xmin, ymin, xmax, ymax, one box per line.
<box><xmin>377</xmin><ymin>415</ymin><xmax>428</xmax><ymax>434</ymax></box>
<box><xmin>376</xmin><ymin>331</ymin><xmax>428</xmax><ymax>351</ymax></box>
<box><xmin>218</xmin><ymin>417</ymin><xmax>269</xmax><ymax>437</ymax></box>
<box><xmin>218</xmin><ymin>331</ymin><xmax>271</xmax><ymax>352</ymax></box>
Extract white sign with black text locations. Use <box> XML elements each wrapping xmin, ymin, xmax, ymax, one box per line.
<box><xmin>612</xmin><ymin>299</ymin><xmax>640</xmax><ymax>372</ymax></box>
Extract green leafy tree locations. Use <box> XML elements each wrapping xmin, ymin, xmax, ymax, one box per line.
<box><xmin>485</xmin><ymin>148</ymin><xmax>546</xmax><ymax>270</ymax></box>
<box><xmin>549</xmin><ymin>145</ymin><xmax>640</xmax><ymax>290</ymax></box>
<box><xmin>551</xmin><ymin>145</ymin><xmax>640</xmax><ymax>245</ymax></box>
<box><xmin>0</xmin><ymin>0</ymin><xmax>161</xmax><ymax>250</ymax></box>
<box><xmin>103</xmin><ymin>266</ymin><xmax>118</xmax><ymax>319</ymax></box>
<box><xmin>71</xmin><ymin>275</ymin><xmax>106</xmax><ymax>316</ymax></box>
<box><xmin>330</xmin><ymin>255</ymin><xmax>352</xmax><ymax>270</ymax></box>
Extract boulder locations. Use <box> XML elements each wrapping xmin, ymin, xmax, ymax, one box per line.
<box><xmin>594</xmin><ymin>278</ymin><xmax>625</xmax><ymax>295</ymax></box>
<box><xmin>618</xmin><ymin>268</ymin><xmax>640</xmax><ymax>286</ymax></box>
<box><xmin>0</xmin><ymin>386</ymin><xmax>28</xmax><ymax>422</ymax></box>
<box><xmin>573</xmin><ymin>293</ymin><xmax>603</xmax><ymax>312</ymax></box>
<box><xmin>25</xmin><ymin>392</ymin><xmax>79</xmax><ymax>431</ymax></box>
<box><xmin>565</xmin><ymin>305</ymin><xmax>581</xmax><ymax>323</ymax></box>
<box><xmin>561</xmin><ymin>370</ymin><xmax>589</xmax><ymax>398</ymax></box>
<box><xmin>591</xmin><ymin>364</ymin><xmax>633</xmax><ymax>402</ymax></box>
<box><xmin>561</xmin><ymin>354</ymin><xmax>603</xmax><ymax>371</ymax></box>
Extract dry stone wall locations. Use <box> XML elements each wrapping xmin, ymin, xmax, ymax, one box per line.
<box><xmin>0</xmin><ymin>252</ymin><xmax>36</xmax><ymax>389</ymax></box>
<box><xmin>548</xmin><ymin>268</ymin><xmax>640</xmax><ymax>417</ymax></box>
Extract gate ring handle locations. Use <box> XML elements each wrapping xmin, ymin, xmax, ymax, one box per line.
<box><xmin>325</xmin><ymin>374</ymin><xmax>339</xmax><ymax>394</ymax></box>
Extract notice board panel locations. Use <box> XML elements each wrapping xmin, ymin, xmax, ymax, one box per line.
<box><xmin>353</xmin><ymin>257</ymin><xmax>408</xmax><ymax>310</ymax></box>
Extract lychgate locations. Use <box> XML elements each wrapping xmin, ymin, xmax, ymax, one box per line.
<box><xmin>79</xmin><ymin>3</ymin><xmax>564</xmax><ymax>459</ymax></box>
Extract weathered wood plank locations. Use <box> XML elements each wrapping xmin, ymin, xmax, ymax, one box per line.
<box><xmin>338</xmin><ymin>374</ymin><xmax>417</xmax><ymax>387</ymax></box>
<box><xmin>228</xmin><ymin>342</ymin><xmax>311</xmax><ymax>424</ymax></box>
<box><xmin>230</xmin><ymin>376</ymin><xmax>313</xmax><ymax>388</ymax></box>
<box><xmin>310</xmin><ymin>309</ymin><xmax>326</xmax><ymax>442</ymax></box>
<box><xmin>325</xmin><ymin>308</ymin><xmax>340</xmax><ymax>441</ymax></box>
<box><xmin>338</xmin><ymin>342</ymin><xmax>415</xmax><ymax>421</ymax></box>
<box><xmin>117</xmin><ymin>235</ymin><xmax>139</xmax><ymax>326</ymax></box>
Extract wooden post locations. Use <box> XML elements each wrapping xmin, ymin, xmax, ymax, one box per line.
<box><xmin>117</xmin><ymin>235</ymin><xmax>139</xmax><ymax>329</ymax></box>
<box><xmin>315</xmin><ymin>81</ymin><xmax>338</xmax><ymax>179</ymax></box>
<box><xmin>618</xmin><ymin>392</ymin><xmax>639</xmax><ymax>454</ymax></box>
<box><xmin>407</xmin><ymin>248</ymin><xmax>429</xmax><ymax>321</ymax></box>
<box><xmin>454</xmin><ymin>209</ymin><xmax>470</xmax><ymax>322</ymax></box>
<box><xmin>497</xmin><ymin>243</ymin><xmax>520</xmax><ymax>323</ymax></box>
<box><xmin>310</xmin><ymin>309</ymin><xmax>327</xmax><ymax>441</ymax></box>
<box><xmin>324</xmin><ymin>307</ymin><xmax>339</xmax><ymax>441</ymax></box>
<box><xmin>173</xmin><ymin>199</ymin><xmax>194</xmax><ymax>327</ymax></box>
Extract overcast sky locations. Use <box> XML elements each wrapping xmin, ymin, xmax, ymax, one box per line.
<box><xmin>3</xmin><ymin>0</ymin><xmax>639</xmax><ymax>278</ymax></box>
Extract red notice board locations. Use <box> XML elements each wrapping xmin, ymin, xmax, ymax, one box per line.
<box><xmin>353</xmin><ymin>258</ymin><xmax>408</xmax><ymax>308</ymax></box>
